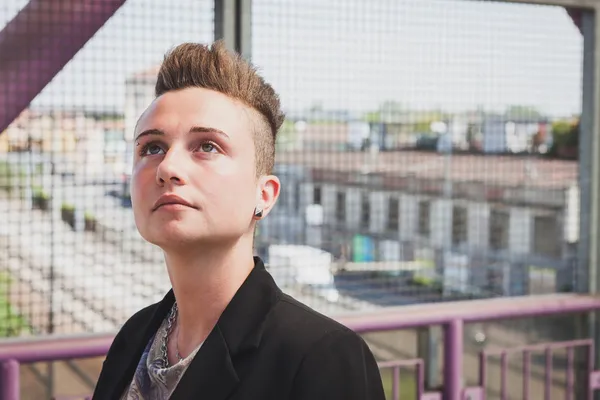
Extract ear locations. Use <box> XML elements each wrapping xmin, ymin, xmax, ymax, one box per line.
<box><xmin>254</xmin><ymin>174</ymin><xmax>280</xmax><ymax>220</ymax></box>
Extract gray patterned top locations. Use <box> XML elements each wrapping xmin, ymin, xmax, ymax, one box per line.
<box><xmin>121</xmin><ymin>314</ymin><xmax>203</xmax><ymax>400</ymax></box>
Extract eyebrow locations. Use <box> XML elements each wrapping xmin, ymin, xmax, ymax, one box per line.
<box><xmin>134</xmin><ymin>126</ymin><xmax>230</xmax><ymax>141</ymax></box>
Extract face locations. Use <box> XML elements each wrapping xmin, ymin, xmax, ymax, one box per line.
<box><xmin>131</xmin><ymin>87</ymin><xmax>280</xmax><ymax>251</ymax></box>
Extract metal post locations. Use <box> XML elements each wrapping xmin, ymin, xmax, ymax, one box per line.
<box><xmin>580</xmin><ymin>5</ymin><xmax>600</xmax><ymax>396</ymax></box>
<box><xmin>574</xmin><ymin>7</ymin><xmax>597</xmax><ymax>400</ymax></box>
<box><xmin>238</xmin><ymin>0</ymin><xmax>253</xmax><ymax>61</ymax></box>
<box><xmin>214</xmin><ymin>0</ymin><xmax>252</xmax><ymax>60</ymax></box>
<box><xmin>421</xmin><ymin>132</ymin><xmax>454</xmax><ymax>390</ymax></box>
<box><xmin>580</xmin><ymin>9</ymin><xmax>595</xmax><ymax>295</ymax></box>
<box><xmin>443</xmin><ymin>319</ymin><xmax>463</xmax><ymax>400</ymax></box>
<box><xmin>1</xmin><ymin>360</ymin><xmax>20</xmax><ymax>400</ymax></box>
<box><xmin>214</xmin><ymin>0</ymin><xmax>235</xmax><ymax>50</ymax></box>
<box><xmin>579</xmin><ymin>6</ymin><xmax>600</xmax><ymax>399</ymax></box>
<box><xmin>418</xmin><ymin>326</ymin><xmax>440</xmax><ymax>389</ymax></box>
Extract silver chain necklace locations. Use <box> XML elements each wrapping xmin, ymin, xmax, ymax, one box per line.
<box><xmin>160</xmin><ymin>302</ymin><xmax>185</xmax><ymax>368</ymax></box>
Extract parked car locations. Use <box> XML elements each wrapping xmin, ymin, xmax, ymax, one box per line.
<box><xmin>415</xmin><ymin>133</ymin><xmax>439</xmax><ymax>150</ymax></box>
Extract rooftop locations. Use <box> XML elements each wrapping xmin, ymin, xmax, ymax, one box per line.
<box><xmin>275</xmin><ymin>150</ymin><xmax>578</xmax><ymax>189</ymax></box>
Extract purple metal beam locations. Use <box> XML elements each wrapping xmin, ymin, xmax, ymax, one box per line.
<box><xmin>336</xmin><ymin>294</ymin><xmax>600</xmax><ymax>332</ymax></box>
<box><xmin>566</xmin><ymin>347</ymin><xmax>574</xmax><ymax>400</ymax></box>
<box><xmin>443</xmin><ymin>320</ymin><xmax>463</xmax><ymax>400</ymax></box>
<box><xmin>0</xmin><ymin>0</ymin><xmax>127</xmax><ymax>133</ymax></box>
<box><xmin>0</xmin><ymin>333</ymin><xmax>113</xmax><ymax>363</ymax></box>
<box><xmin>0</xmin><ymin>360</ymin><xmax>19</xmax><ymax>400</ymax></box>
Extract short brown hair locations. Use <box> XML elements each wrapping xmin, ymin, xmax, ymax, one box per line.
<box><xmin>155</xmin><ymin>41</ymin><xmax>285</xmax><ymax>175</ymax></box>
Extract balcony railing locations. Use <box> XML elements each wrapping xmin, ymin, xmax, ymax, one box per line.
<box><xmin>0</xmin><ymin>293</ymin><xmax>599</xmax><ymax>399</ymax></box>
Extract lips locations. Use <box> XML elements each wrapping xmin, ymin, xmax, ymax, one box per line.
<box><xmin>152</xmin><ymin>194</ymin><xmax>196</xmax><ymax>211</ymax></box>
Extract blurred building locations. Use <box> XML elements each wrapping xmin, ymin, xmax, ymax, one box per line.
<box><xmin>260</xmin><ymin>151</ymin><xmax>578</xmax><ymax>296</ymax></box>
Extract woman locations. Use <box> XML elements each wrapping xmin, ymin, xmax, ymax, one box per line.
<box><xmin>92</xmin><ymin>41</ymin><xmax>385</xmax><ymax>400</ymax></box>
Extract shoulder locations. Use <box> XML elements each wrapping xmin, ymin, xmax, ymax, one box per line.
<box><xmin>271</xmin><ymin>295</ymin><xmax>385</xmax><ymax>399</ymax></box>
<box><xmin>267</xmin><ymin>293</ymin><xmax>368</xmax><ymax>357</ymax></box>
<box><xmin>275</xmin><ymin>293</ymin><xmax>355</xmax><ymax>339</ymax></box>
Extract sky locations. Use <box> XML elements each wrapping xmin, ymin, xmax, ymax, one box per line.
<box><xmin>0</xmin><ymin>0</ymin><xmax>584</xmax><ymax>118</ymax></box>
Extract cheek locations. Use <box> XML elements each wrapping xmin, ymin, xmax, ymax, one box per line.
<box><xmin>130</xmin><ymin>167</ymin><xmax>154</xmax><ymax>202</ymax></box>
<box><xmin>204</xmin><ymin>169</ymin><xmax>256</xmax><ymax>209</ymax></box>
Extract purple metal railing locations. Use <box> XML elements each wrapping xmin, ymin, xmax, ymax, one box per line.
<box><xmin>473</xmin><ymin>338</ymin><xmax>594</xmax><ymax>400</ymax></box>
<box><xmin>0</xmin><ymin>294</ymin><xmax>599</xmax><ymax>399</ymax></box>
<box><xmin>0</xmin><ymin>334</ymin><xmax>112</xmax><ymax>400</ymax></box>
<box><xmin>378</xmin><ymin>359</ymin><xmax>423</xmax><ymax>399</ymax></box>
<box><xmin>338</xmin><ymin>293</ymin><xmax>600</xmax><ymax>399</ymax></box>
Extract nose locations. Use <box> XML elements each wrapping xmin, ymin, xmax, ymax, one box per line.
<box><xmin>156</xmin><ymin>146</ymin><xmax>189</xmax><ymax>186</ymax></box>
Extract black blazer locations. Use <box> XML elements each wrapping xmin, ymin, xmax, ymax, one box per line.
<box><xmin>93</xmin><ymin>257</ymin><xmax>385</xmax><ymax>400</ymax></box>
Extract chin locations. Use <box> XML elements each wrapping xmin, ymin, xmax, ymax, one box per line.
<box><xmin>149</xmin><ymin>228</ymin><xmax>205</xmax><ymax>248</ymax></box>
<box><xmin>142</xmin><ymin>223</ymin><xmax>236</xmax><ymax>251</ymax></box>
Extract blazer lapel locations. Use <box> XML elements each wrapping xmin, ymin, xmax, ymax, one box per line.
<box><xmin>169</xmin><ymin>325</ymin><xmax>239</xmax><ymax>400</ymax></box>
<box><xmin>169</xmin><ymin>257</ymin><xmax>281</xmax><ymax>400</ymax></box>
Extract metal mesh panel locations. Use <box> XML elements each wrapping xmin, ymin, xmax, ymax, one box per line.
<box><xmin>251</xmin><ymin>0</ymin><xmax>583</xmax><ymax>315</ymax></box>
<box><xmin>0</xmin><ymin>0</ymin><xmax>214</xmax><ymax>338</ymax></box>
<box><xmin>0</xmin><ymin>0</ymin><xmax>584</xmax><ymax>339</ymax></box>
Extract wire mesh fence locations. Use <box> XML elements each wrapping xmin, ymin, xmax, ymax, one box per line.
<box><xmin>0</xmin><ymin>0</ymin><xmax>584</xmax><ymax>342</ymax></box>
<box><xmin>251</xmin><ymin>0</ymin><xmax>583</xmax><ymax>317</ymax></box>
<box><xmin>0</xmin><ymin>0</ymin><xmax>215</xmax><ymax>337</ymax></box>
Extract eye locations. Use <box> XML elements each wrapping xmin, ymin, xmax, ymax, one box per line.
<box><xmin>198</xmin><ymin>142</ymin><xmax>218</xmax><ymax>153</ymax></box>
<box><xmin>139</xmin><ymin>143</ymin><xmax>165</xmax><ymax>157</ymax></box>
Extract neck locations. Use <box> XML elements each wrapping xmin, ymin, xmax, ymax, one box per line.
<box><xmin>164</xmin><ymin>235</ymin><xmax>256</xmax><ymax>356</ymax></box>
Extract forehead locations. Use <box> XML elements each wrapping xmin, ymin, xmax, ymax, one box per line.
<box><xmin>135</xmin><ymin>87</ymin><xmax>255</xmax><ymax>138</ymax></box>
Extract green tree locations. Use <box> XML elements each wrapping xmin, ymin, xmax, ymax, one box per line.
<box><xmin>549</xmin><ymin>119</ymin><xmax>579</xmax><ymax>159</ymax></box>
<box><xmin>504</xmin><ymin>105</ymin><xmax>543</xmax><ymax>119</ymax></box>
<box><xmin>362</xmin><ymin>111</ymin><xmax>381</xmax><ymax>123</ymax></box>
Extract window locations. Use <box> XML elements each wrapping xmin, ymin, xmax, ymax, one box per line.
<box><xmin>418</xmin><ymin>201</ymin><xmax>430</xmax><ymax>237</ymax></box>
<box><xmin>387</xmin><ymin>197</ymin><xmax>399</xmax><ymax>231</ymax></box>
<box><xmin>335</xmin><ymin>191</ymin><xmax>346</xmax><ymax>223</ymax></box>
<box><xmin>533</xmin><ymin>214</ymin><xmax>560</xmax><ymax>258</ymax></box>
<box><xmin>313</xmin><ymin>186</ymin><xmax>322</xmax><ymax>205</ymax></box>
<box><xmin>360</xmin><ymin>193</ymin><xmax>370</xmax><ymax>229</ymax></box>
<box><xmin>452</xmin><ymin>206</ymin><xmax>467</xmax><ymax>246</ymax></box>
<box><xmin>294</xmin><ymin>183</ymin><xmax>301</xmax><ymax>210</ymax></box>
<box><xmin>489</xmin><ymin>208</ymin><xmax>509</xmax><ymax>250</ymax></box>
